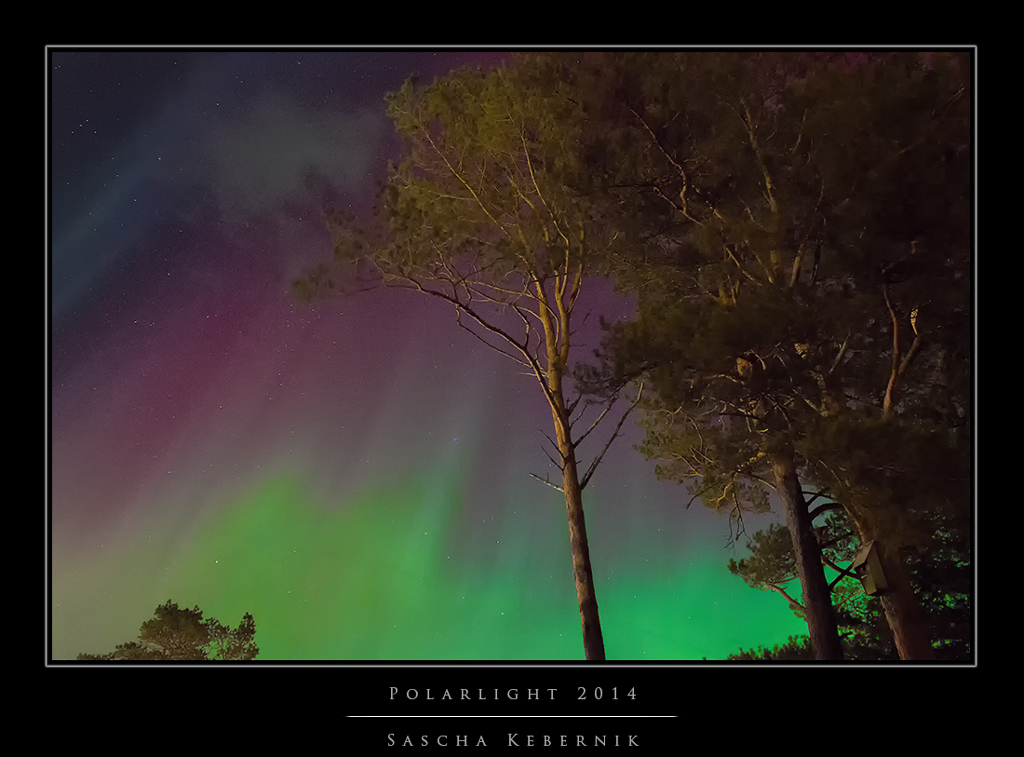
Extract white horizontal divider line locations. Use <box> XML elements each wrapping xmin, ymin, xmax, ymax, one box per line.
<box><xmin>349</xmin><ymin>715</ymin><xmax>676</xmax><ymax>718</ymax></box>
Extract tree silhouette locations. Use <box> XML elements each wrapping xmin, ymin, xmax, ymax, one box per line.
<box><xmin>77</xmin><ymin>600</ymin><xmax>259</xmax><ymax>661</ymax></box>
<box><xmin>728</xmin><ymin>508</ymin><xmax>971</xmax><ymax>660</ymax></box>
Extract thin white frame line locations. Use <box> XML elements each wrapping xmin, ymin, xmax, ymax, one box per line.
<box><xmin>348</xmin><ymin>717</ymin><xmax>675</xmax><ymax>721</ymax></box>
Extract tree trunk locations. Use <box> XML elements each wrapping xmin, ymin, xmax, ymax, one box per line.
<box><xmin>845</xmin><ymin>513</ymin><xmax>937</xmax><ymax>660</ymax></box>
<box><xmin>558</xmin><ymin>435</ymin><xmax>606</xmax><ymax>661</ymax></box>
<box><xmin>811</xmin><ymin>362</ymin><xmax>936</xmax><ymax>660</ymax></box>
<box><xmin>871</xmin><ymin>538</ymin><xmax>936</xmax><ymax>660</ymax></box>
<box><xmin>770</xmin><ymin>448</ymin><xmax>844</xmax><ymax>660</ymax></box>
<box><xmin>535</xmin><ymin>271</ymin><xmax>605</xmax><ymax>662</ymax></box>
<box><xmin>549</xmin><ymin>382</ymin><xmax>605</xmax><ymax>661</ymax></box>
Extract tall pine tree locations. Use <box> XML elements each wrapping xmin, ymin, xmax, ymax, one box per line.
<box><xmin>296</xmin><ymin>56</ymin><xmax>640</xmax><ymax>661</ymax></box>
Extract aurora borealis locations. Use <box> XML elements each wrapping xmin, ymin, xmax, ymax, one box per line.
<box><xmin>48</xmin><ymin>48</ymin><xmax>809</xmax><ymax>663</ymax></box>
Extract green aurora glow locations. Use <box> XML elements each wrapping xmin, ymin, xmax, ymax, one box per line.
<box><xmin>49</xmin><ymin>51</ymin><xmax>815</xmax><ymax>664</ymax></box>
<box><xmin>55</xmin><ymin>468</ymin><xmax>807</xmax><ymax>661</ymax></box>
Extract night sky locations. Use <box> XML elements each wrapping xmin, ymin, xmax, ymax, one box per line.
<box><xmin>48</xmin><ymin>48</ymin><xmax>807</xmax><ymax>662</ymax></box>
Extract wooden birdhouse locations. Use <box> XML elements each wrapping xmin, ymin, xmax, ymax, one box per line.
<box><xmin>852</xmin><ymin>540</ymin><xmax>888</xmax><ymax>596</ymax></box>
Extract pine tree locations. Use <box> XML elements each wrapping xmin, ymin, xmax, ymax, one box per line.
<box><xmin>574</xmin><ymin>50</ymin><xmax>971</xmax><ymax>660</ymax></box>
<box><xmin>729</xmin><ymin>507</ymin><xmax>971</xmax><ymax>660</ymax></box>
<box><xmin>295</xmin><ymin>56</ymin><xmax>641</xmax><ymax>661</ymax></box>
<box><xmin>77</xmin><ymin>600</ymin><xmax>260</xmax><ymax>661</ymax></box>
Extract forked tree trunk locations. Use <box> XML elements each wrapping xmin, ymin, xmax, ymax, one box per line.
<box><xmin>770</xmin><ymin>448</ymin><xmax>844</xmax><ymax>661</ymax></box>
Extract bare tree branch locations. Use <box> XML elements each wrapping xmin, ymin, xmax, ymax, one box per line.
<box><xmin>808</xmin><ymin>501</ymin><xmax>844</xmax><ymax>522</ymax></box>
<box><xmin>580</xmin><ymin>381</ymin><xmax>645</xmax><ymax>491</ymax></box>
<box><xmin>529</xmin><ymin>472</ymin><xmax>565</xmax><ymax>494</ymax></box>
<box><xmin>826</xmin><ymin>560</ymin><xmax>859</xmax><ymax>590</ymax></box>
<box><xmin>767</xmin><ymin>583</ymin><xmax>805</xmax><ymax>612</ymax></box>
<box><xmin>573</xmin><ymin>397</ymin><xmax>617</xmax><ymax>448</ymax></box>
<box><xmin>882</xmin><ymin>278</ymin><xmax>924</xmax><ymax>419</ymax></box>
<box><xmin>541</xmin><ymin>444</ymin><xmax>564</xmax><ymax>472</ymax></box>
